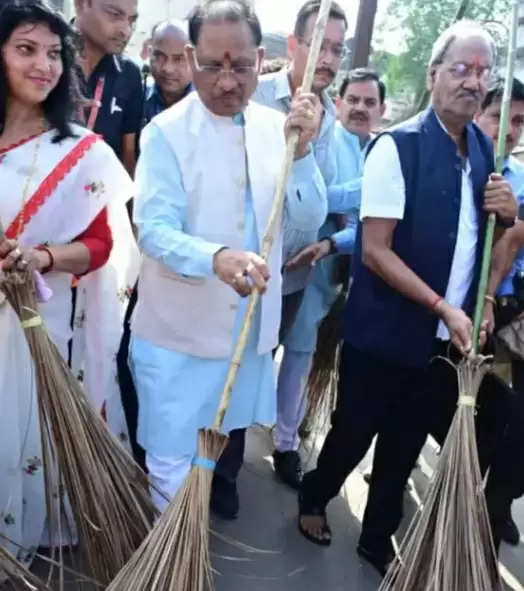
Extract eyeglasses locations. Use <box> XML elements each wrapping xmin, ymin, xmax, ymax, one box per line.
<box><xmin>446</xmin><ymin>62</ymin><xmax>493</xmax><ymax>83</ymax></box>
<box><xmin>298</xmin><ymin>37</ymin><xmax>347</xmax><ymax>60</ymax></box>
<box><xmin>190</xmin><ymin>48</ymin><xmax>260</xmax><ymax>82</ymax></box>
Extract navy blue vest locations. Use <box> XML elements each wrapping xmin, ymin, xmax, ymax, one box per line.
<box><xmin>344</xmin><ymin>107</ymin><xmax>494</xmax><ymax>367</ymax></box>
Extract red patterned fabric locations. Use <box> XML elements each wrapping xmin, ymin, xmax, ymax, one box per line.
<box><xmin>5</xmin><ymin>134</ymin><xmax>102</xmax><ymax>240</ymax></box>
<box><xmin>77</xmin><ymin>207</ymin><xmax>113</xmax><ymax>272</ymax></box>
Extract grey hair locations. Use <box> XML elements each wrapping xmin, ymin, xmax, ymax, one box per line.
<box><xmin>429</xmin><ymin>20</ymin><xmax>497</xmax><ymax>67</ymax></box>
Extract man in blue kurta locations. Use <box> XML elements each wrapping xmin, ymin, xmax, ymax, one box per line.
<box><xmin>478</xmin><ymin>77</ymin><xmax>524</xmax><ymax>547</ymax></box>
<box><xmin>298</xmin><ymin>22</ymin><xmax>517</xmax><ymax>575</ymax></box>
<box><xmin>279</xmin><ymin>70</ymin><xmax>386</xmax><ymax>468</ymax></box>
<box><xmin>130</xmin><ymin>0</ymin><xmax>327</xmax><ymax>513</ymax></box>
<box><xmin>252</xmin><ymin>0</ymin><xmax>358</xmax><ymax>489</ymax></box>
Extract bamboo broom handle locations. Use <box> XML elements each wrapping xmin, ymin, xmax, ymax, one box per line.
<box><xmin>471</xmin><ymin>0</ymin><xmax>519</xmax><ymax>355</ymax></box>
<box><xmin>212</xmin><ymin>0</ymin><xmax>334</xmax><ymax>431</ymax></box>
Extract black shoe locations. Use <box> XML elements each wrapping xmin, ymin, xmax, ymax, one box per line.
<box><xmin>273</xmin><ymin>450</ymin><xmax>303</xmax><ymax>489</ymax></box>
<box><xmin>357</xmin><ymin>544</ymin><xmax>394</xmax><ymax>577</ymax></box>
<box><xmin>501</xmin><ymin>516</ymin><xmax>520</xmax><ymax>546</ymax></box>
<box><xmin>210</xmin><ymin>475</ymin><xmax>239</xmax><ymax>520</ymax></box>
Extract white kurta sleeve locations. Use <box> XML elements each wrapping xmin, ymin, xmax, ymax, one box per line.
<box><xmin>360</xmin><ymin>134</ymin><xmax>406</xmax><ymax>221</ymax></box>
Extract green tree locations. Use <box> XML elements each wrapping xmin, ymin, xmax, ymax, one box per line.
<box><xmin>373</xmin><ymin>0</ymin><xmax>510</xmax><ymax>114</ymax></box>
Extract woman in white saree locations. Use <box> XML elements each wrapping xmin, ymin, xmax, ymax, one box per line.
<box><xmin>0</xmin><ymin>0</ymin><xmax>138</xmax><ymax>573</ymax></box>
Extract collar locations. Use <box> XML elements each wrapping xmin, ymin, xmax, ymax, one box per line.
<box><xmin>232</xmin><ymin>112</ymin><xmax>245</xmax><ymax>127</ymax></box>
<box><xmin>337</xmin><ymin>122</ymin><xmax>372</xmax><ymax>150</ymax></box>
<box><xmin>430</xmin><ymin>107</ymin><xmax>472</xmax><ymax>173</ymax></box>
<box><xmin>273</xmin><ymin>67</ymin><xmax>336</xmax><ymax>116</ymax></box>
<box><xmin>504</xmin><ymin>155</ymin><xmax>524</xmax><ymax>175</ymax></box>
<box><xmin>274</xmin><ymin>68</ymin><xmax>292</xmax><ymax>102</ymax></box>
<box><xmin>147</xmin><ymin>81</ymin><xmax>193</xmax><ymax>104</ymax></box>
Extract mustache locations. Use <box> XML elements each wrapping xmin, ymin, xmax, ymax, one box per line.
<box><xmin>315</xmin><ymin>67</ymin><xmax>335</xmax><ymax>78</ymax></box>
<box><xmin>457</xmin><ymin>90</ymin><xmax>480</xmax><ymax>100</ymax></box>
<box><xmin>349</xmin><ymin>111</ymin><xmax>369</xmax><ymax>121</ymax></box>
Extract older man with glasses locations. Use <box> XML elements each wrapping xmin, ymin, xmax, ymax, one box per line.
<box><xmin>298</xmin><ymin>20</ymin><xmax>517</xmax><ymax>575</ymax></box>
<box><xmin>129</xmin><ymin>0</ymin><xmax>327</xmax><ymax>513</ymax></box>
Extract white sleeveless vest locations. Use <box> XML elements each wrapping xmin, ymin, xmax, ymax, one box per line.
<box><xmin>132</xmin><ymin>93</ymin><xmax>286</xmax><ymax>358</ymax></box>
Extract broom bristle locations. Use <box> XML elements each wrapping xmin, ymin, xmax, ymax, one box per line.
<box><xmin>0</xmin><ymin>546</ymin><xmax>53</xmax><ymax>591</ymax></box>
<box><xmin>379</xmin><ymin>358</ymin><xmax>503</xmax><ymax>591</ymax></box>
<box><xmin>1</xmin><ymin>271</ymin><xmax>158</xmax><ymax>585</ymax></box>
<box><xmin>108</xmin><ymin>428</ymin><xmax>228</xmax><ymax>591</ymax></box>
<box><xmin>300</xmin><ymin>291</ymin><xmax>345</xmax><ymax>439</ymax></box>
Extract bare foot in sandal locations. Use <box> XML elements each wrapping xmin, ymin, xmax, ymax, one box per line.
<box><xmin>299</xmin><ymin>514</ymin><xmax>332</xmax><ymax>545</ymax></box>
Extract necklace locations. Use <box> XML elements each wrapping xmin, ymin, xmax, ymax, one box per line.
<box><xmin>14</xmin><ymin>133</ymin><xmax>42</xmax><ymax>240</ymax></box>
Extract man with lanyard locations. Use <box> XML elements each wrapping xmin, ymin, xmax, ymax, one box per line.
<box><xmin>74</xmin><ymin>0</ymin><xmax>142</xmax><ymax>176</ymax></box>
<box><xmin>142</xmin><ymin>19</ymin><xmax>193</xmax><ymax>126</ymax></box>
<box><xmin>479</xmin><ymin>77</ymin><xmax>524</xmax><ymax>547</ymax></box>
<box><xmin>281</xmin><ymin>70</ymin><xmax>386</xmax><ymax>472</ymax></box>
<box><xmin>130</xmin><ymin>0</ymin><xmax>327</xmax><ymax>513</ymax></box>
<box><xmin>248</xmin><ymin>0</ymin><xmax>352</xmax><ymax>490</ymax></box>
<box><xmin>117</xmin><ymin>18</ymin><xmax>193</xmax><ymax>471</ymax></box>
<box><xmin>298</xmin><ymin>21</ymin><xmax>517</xmax><ymax>575</ymax></box>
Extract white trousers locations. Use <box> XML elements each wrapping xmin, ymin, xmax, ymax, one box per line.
<box><xmin>275</xmin><ymin>350</ymin><xmax>313</xmax><ymax>452</ymax></box>
<box><xmin>146</xmin><ymin>453</ymin><xmax>193</xmax><ymax>513</ymax></box>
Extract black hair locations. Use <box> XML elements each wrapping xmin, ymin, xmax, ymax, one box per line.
<box><xmin>0</xmin><ymin>0</ymin><xmax>77</xmax><ymax>142</ymax></box>
<box><xmin>294</xmin><ymin>0</ymin><xmax>347</xmax><ymax>38</ymax></box>
<box><xmin>188</xmin><ymin>0</ymin><xmax>262</xmax><ymax>47</ymax></box>
<box><xmin>339</xmin><ymin>67</ymin><xmax>386</xmax><ymax>104</ymax></box>
<box><xmin>481</xmin><ymin>77</ymin><xmax>524</xmax><ymax>111</ymax></box>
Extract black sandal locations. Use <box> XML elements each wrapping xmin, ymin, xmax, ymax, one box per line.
<box><xmin>298</xmin><ymin>491</ymin><xmax>332</xmax><ymax>546</ymax></box>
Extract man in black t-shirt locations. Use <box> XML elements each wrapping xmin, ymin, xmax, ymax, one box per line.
<box><xmin>74</xmin><ymin>0</ymin><xmax>142</xmax><ymax>176</ymax></box>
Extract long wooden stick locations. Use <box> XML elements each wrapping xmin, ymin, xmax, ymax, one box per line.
<box><xmin>213</xmin><ymin>0</ymin><xmax>334</xmax><ymax>430</ymax></box>
<box><xmin>472</xmin><ymin>0</ymin><xmax>519</xmax><ymax>354</ymax></box>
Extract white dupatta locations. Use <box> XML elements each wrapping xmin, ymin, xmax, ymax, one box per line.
<box><xmin>0</xmin><ymin>124</ymin><xmax>138</xmax><ymax>572</ymax></box>
<box><xmin>0</xmin><ymin>124</ymin><xmax>139</xmax><ymax>420</ymax></box>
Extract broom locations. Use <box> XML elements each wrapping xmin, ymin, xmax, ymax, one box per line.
<box><xmin>379</xmin><ymin>5</ymin><xmax>518</xmax><ymax>590</ymax></box>
<box><xmin>106</xmin><ymin>3</ymin><xmax>335</xmax><ymax>590</ymax></box>
<box><xmin>0</xmin><ymin>253</ymin><xmax>158</xmax><ymax>586</ymax></box>
<box><xmin>0</xmin><ymin>546</ymin><xmax>53</xmax><ymax>591</ymax></box>
<box><xmin>300</xmin><ymin>289</ymin><xmax>346</xmax><ymax>440</ymax></box>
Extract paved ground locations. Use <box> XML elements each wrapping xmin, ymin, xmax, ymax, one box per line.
<box><xmin>212</xmin><ymin>427</ymin><xmax>524</xmax><ymax>591</ymax></box>
<box><xmin>5</xmin><ymin>425</ymin><xmax>523</xmax><ymax>590</ymax></box>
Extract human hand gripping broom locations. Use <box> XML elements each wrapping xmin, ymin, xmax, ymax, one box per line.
<box><xmin>106</xmin><ymin>2</ymin><xmax>334</xmax><ymax>590</ymax></box>
<box><xmin>379</xmin><ymin>4</ymin><xmax>518</xmax><ymax>590</ymax></box>
<box><xmin>0</xmin><ymin>222</ymin><xmax>159</xmax><ymax>588</ymax></box>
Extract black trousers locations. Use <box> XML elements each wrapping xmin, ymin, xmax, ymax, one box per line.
<box><xmin>214</xmin><ymin>429</ymin><xmax>246</xmax><ymax>482</ymax></box>
<box><xmin>217</xmin><ymin>289</ymin><xmax>307</xmax><ymax>481</ymax></box>
<box><xmin>302</xmin><ymin>342</ymin><xmax>509</xmax><ymax>557</ymax></box>
<box><xmin>116</xmin><ymin>284</ymin><xmax>147</xmax><ymax>472</ymax></box>
<box><xmin>486</xmin><ymin>357</ymin><xmax>524</xmax><ymax>525</ymax></box>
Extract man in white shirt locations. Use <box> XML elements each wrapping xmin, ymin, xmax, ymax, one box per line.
<box><xmin>297</xmin><ymin>21</ymin><xmax>517</xmax><ymax>575</ymax></box>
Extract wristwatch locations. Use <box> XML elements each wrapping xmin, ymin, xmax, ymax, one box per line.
<box><xmin>326</xmin><ymin>236</ymin><xmax>337</xmax><ymax>255</ymax></box>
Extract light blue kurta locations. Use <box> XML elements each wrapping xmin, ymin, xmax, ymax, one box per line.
<box><xmin>253</xmin><ymin>69</ymin><xmax>337</xmax><ymax>294</ymax></box>
<box><xmin>497</xmin><ymin>155</ymin><xmax>524</xmax><ymax>295</ymax></box>
<box><xmin>131</xmin><ymin>115</ymin><xmax>326</xmax><ymax>457</ymax></box>
<box><xmin>284</xmin><ymin>124</ymin><xmax>365</xmax><ymax>353</ymax></box>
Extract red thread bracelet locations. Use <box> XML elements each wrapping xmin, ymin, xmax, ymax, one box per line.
<box><xmin>36</xmin><ymin>245</ymin><xmax>54</xmax><ymax>274</ymax></box>
<box><xmin>430</xmin><ymin>295</ymin><xmax>443</xmax><ymax>314</ymax></box>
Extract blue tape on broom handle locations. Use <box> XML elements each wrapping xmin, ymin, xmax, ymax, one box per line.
<box><xmin>192</xmin><ymin>457</ymin><xmax>217</xmax><ymax>471</ymax></box>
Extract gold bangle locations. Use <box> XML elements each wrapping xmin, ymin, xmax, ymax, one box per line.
<box><xmin>485</xmin><ymin>295</ymin><xmax>496</xmax><ymax>307</ymax></box>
